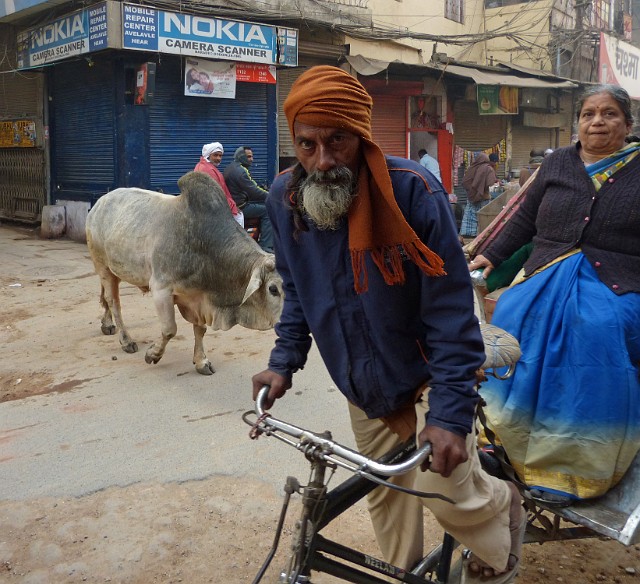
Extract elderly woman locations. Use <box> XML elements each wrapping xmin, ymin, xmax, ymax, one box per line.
<box><xmin>471</xmin><ymin>85</ymin><xmax>640</xmax><ymax>506</ymax></box>
<box><xmin>459</xmin><ymin>152</ymin><xmax>499</xmax><ymax>238</ymax></box>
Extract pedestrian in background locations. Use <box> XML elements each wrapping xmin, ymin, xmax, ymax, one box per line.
<box><xmin>518</xmin><ymin>148</ymin><xmax>545</xmax><ymax>186</ymax></box>
<box><xmin>418</xmin><ymin>148</ymin><xmax>442</xmax><ymax>182</ymax></box>
<box><xmin>459</xmin><ymin>152</ymin><xmax>499</xmax><ymax>239</ymax></box>
<box><xmin>194</xmin><ymin>142</ymin><xmax>244</xmax><ymax>227</ymax></box>
<box><xmin>224</xmin><ymin>146</ymin><xmax>274</xmax><ymax>253</ymax></box>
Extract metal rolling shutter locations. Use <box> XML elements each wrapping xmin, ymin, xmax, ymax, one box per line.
<box><xmin>277</xmin><ymin>67</ymin><xmax>308</xmax><ymax>160</ymax></box>
<box><xmin>49</xmin><ymin>59</ymin><xmax>117</xmax><ymax>204</ymax></box>
<box><xmin>454</xmin><ymin>100</ymin><xmax>507</xmax><ymax>151</ymax></box>
<box><xmin>371</xmin><ymin>94</ymin><xmax>407</xmax><ymax>157</ymax></box>
<box><xmin>150</xmin><ymin>58</ymin><xmax>272</xmax><ymax>194</ymax></box>
<box><xmin>557</xmin><ymin>92</ymin><xmax>574</xmax><ymax>148</ymax></box>
<box><xmin>1</xmin><ymin>71</ymin><xmax>44</xmax><ymax>119</ymax></box>
<box><xmin>0</xmin><ymin>70</ymin><xmax>46</xmax><ymax>221</ymax></box>
<box><xmin>510</xmin><ymin>122</ymin><xmax>555</xmax><ymax>170</ymax></box>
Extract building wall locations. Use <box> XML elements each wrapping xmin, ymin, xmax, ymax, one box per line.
<box><xmin>633</xmin><ymin>0</ymin><xmax>640</xmax><ymax>46</ymax></box>
<box><xmin>484</xmin><ymin>0</ymin><xmax>556</xmax><ymax>70</ymax></box>
<box><xmin>345</xmin><ymin>0</ymin><xmax>487</xmax><ymax>65</ymax></box>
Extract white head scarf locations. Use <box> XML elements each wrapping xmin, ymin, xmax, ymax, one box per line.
<box><xmin>202</xmin><ymin>142</ymin><xmax>223</xmax><ymax>159</ymax></box>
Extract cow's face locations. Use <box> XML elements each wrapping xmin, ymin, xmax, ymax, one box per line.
<box><xmin>237</xmin><ymin>257</ymin><xmax>283</xmax><ymax>330</ymax></box>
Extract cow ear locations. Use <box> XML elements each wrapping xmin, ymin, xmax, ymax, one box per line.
<box><xmin>241</xmin><ymin>265</ymin><xmax>263</xmax><ymax>304</ymax></box>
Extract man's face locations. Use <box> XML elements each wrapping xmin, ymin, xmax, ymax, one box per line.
<box><xmin>208</xmin><ymin>151</ymin><xmax>223</xmax><ymax>166</ymax></box>
<box><xmin>244</xmin><ymin>149</ymin><xmax>254</xmax><ymax>164</ymax></box>
<box><xmin>292</xmin><ymin>122</ymin><xmax>361</xmax><ymax>231</ymax></box>
<box><xmin>293</xmin><ymin>122</ymin><xmax>362</xmax><ymax>175</ymax></box>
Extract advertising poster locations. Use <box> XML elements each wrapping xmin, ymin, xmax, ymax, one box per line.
<box><xmin>277</xmin><ymin>27</ymin><xmax>298</xmax><ymax>66</ymax></box>
<box><xmin>135</xmin><ymin>62</ymin><xmax>156</xmax><ymax>105</ymax></box>
<box><xmin>599</xmin><ymin>32</ymin><xmax>640</xmax><ymax>100</ymax></box>
<box><xmin>0</xmin><ymin>120</ymin><xmax>37</xmax><ymax>148</ymax></box>
<box><xmin>235</xmin><ymin>63</ymin><xmax>276</xmax><ymax>84</ymax></box>
<box><xmin>185</xmin><ymin>58</ymin><xmax>236</xmax><ymax>99</ymax></box>
<box><xmin>477</xmin><ymin>85</ymin><xmax>519</xmax><ymax>115</ymax></box>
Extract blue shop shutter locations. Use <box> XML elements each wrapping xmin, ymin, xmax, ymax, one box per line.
<box><xmin>49</xmin><ymin>59</ymin><xmax>116</xmax><ymax>204</ymax></box>
<box><xmin>150</xmin><ymin>59</ymin><xmax>271</xmax><ymax>194</ymax></box>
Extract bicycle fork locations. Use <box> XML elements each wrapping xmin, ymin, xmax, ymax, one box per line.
<box><xmin>252</xmin><ymin>460</ymin><xmax>328</xmax><ymax>584</ymax></box>
<box><xmin>280</xmin><ymin>459</ymin><xmax>329</xmax><ymax>583</ymax></box>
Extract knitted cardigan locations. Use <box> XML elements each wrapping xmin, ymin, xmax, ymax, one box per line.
<box><xmin>483</xmin><ymin>143</ymin><xmax>640</xmax><ymax>295</ymax></box>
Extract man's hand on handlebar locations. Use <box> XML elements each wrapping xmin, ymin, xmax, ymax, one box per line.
<box><xmin>418</xmin><ymin>424</ymin><xmax>468</xmax><ymax>477</ymax></box>
<box><xmin>252</xmin><ymin>370</ymin><xmax>291</xmax><ymax>409</ymax></box>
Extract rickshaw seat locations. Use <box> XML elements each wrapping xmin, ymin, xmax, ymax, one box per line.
<box><xmin>534</xmin><ymin>451</ymin><xmax>640</xmax><ymax>545</ymax></box>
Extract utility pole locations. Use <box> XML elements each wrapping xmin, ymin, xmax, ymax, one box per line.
<box><xmin>571</xmin><ymin>0</ymin><xmax>586</xmax><ymax>80</ymax></box>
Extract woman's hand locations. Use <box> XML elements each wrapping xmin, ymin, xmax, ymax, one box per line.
<box><xmin>468</xmin><ymin>254</ymin><xmax>495</xmax><ymax>278</ymax></box>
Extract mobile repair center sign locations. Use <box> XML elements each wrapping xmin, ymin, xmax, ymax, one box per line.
<box><xmin>16</xmin><ymin>1</ymin><xmax>298</xmax><ymax>69</ymax></box>
<box><xmin>17</xmin><ymin>1</ymin><xmax>118</xmax><ymax>68</ymax></box>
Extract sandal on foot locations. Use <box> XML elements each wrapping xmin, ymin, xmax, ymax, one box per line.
<box><xmin>461</xmin><ymin>511</ymin><xmax>527</xmax><ymax>583</ymax></box>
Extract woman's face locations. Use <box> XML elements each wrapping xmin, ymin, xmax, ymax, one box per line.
<box><xmin>578</xmin><ymin>92</ymin><xmax>631</xmax><ymax>157</ymax></box>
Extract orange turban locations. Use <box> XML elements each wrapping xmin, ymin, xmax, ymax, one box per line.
<box><xmin>284</xmin><ymin>65</ymin><xmax>445</xmax><ymax>293</ymax></box>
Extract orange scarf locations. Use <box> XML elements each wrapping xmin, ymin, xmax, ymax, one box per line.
<box><xmin>284</xmin><ymin>65</ymin><xmax>445</xmax><ymax>293</ymax></box>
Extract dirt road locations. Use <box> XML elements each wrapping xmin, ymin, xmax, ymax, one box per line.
<box><xmin>1</xmin><ymin>224</ymin><xmax>638</xmax><ymax>583</ymax></box>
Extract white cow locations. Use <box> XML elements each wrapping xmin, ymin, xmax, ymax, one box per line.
<box><xmin>85</xmin><ymin>171</ymin><xmax>283</xmax><ymax>375</ymax></box>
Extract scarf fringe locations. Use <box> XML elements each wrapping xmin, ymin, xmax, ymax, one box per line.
<box><xmin>352</xmin><ymin>241</ymin><xmax>446</xmax><ymax>294</ymax></box>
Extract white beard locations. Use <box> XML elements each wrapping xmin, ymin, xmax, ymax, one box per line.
<box><xmin>299</xmin><ymin>167</ymin><xmax>356</xmax><ymax>230</ymax></box>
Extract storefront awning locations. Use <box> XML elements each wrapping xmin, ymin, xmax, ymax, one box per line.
<box><xmin>442</xmin><ymin>64</ymin><xmax>577</xmax><ymax>88</ymax></box>
<box><xmin>345</xmin><ymin>55</ymin><xmax>578</xmax><ymax>89</ymax></box>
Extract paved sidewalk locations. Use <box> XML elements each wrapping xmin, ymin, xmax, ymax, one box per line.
<box><xmin>0</xmin><ymin>222</ymin><xmax>347</xmax><ymax>502</ymax></box>
<box><xmin>0</xmin><ymin>223</ymin><xmax>93</xmax><ymax>283</ymax></box>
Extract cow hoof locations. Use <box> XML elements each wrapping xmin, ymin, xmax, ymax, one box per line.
<box><xmin>144</xmin><ymin>347</ymin><xmax>161</xmax><ymax>364</ymax></box>
<box><xmin>122</xmin><ymin>342</ymin><xmax>138</xmax><ymax>354</ymax></box>
<box><xmin>196</xmin><ymin>361</ymin><xmax>215</xmax><ymax>375</ymax></box>
<box><xmin>101</xmin><ymin>324</ymin><xmax>116</xmax><ymax>335</ymax></box>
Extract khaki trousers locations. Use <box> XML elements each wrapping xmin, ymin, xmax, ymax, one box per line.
<box><xmin>348</xmin><ymin>398</ymin><xmax>512</xmax><ymax>573</ymax></box>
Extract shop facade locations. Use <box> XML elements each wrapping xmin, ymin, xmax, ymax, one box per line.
<box><xmin>10</xmin><ymin>1</ymin><xmax>298</xmax><ymax>213</ymax></box>
<box><xmin>442</xmin><ymin>64</ymin><xmax>577</xmax><ymax>203</ymax></box>
<box><xmin>343</xmin><ymin>57</ymin><xmax>455</xmax><ymax>193</ymax></box>
<box><xmin>0</xmin><ymin>24</ymin><xmax>46</xmax><ymax>222</ymax></box>
<box><xmin>344</xmin><ymin>57</ymin><xmax>578</xmax><ymax>207</ymax></box>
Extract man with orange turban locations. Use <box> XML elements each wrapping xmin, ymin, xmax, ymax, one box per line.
<box><xmin>252</xmin><ymin>66</ymin><xmax>524</xmax><ymax>583</ymax></box>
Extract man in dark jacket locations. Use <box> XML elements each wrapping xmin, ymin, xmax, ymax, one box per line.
<box><xmin>224</xmin><ymin>146</ymin><xmax>273</xmax><ymax>252</ymax></box>
<box><xmin>252</xmin><ymin>66</ymin><xmax>525</xmax><ymax>584</ymax></box>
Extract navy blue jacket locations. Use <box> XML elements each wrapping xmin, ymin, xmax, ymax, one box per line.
<box><xmin>266</xmin><ymin>157</ymin><xmax>485</xmax><ymax>437</ymax></box>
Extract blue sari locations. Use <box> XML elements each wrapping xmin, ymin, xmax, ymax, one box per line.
<box><xmin>481</xmin><ymin>144</ymin><xmax>640</xmax><ymax>501</ymax></box>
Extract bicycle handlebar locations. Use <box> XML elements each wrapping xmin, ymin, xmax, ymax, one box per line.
<box><xmin>250</xmin><ymin>386</ymin><xmax>432</xmax><ymax>477</ymax></box>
